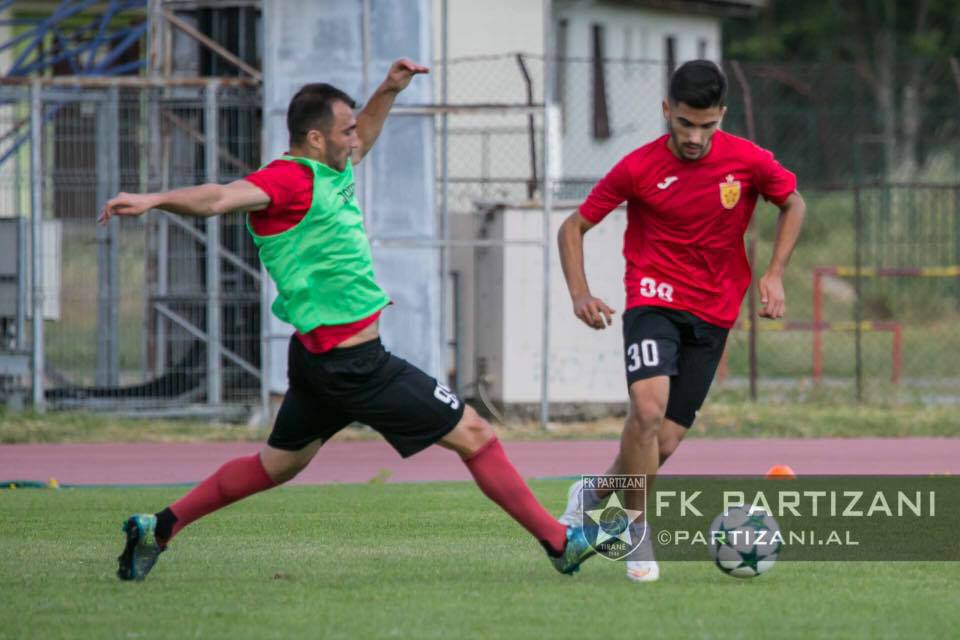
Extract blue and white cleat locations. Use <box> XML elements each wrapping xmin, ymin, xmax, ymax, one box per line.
<box><xmin>550</xmin><ymin>525</ymin><xmax>597</xmax><ymax>575</ymax></box>
<box><xmin>626</xmin><ymin>524</ymin><xmax>660</xmax><ymax>582</ymax></box>
<box><xmin>117</xmin><ymin>514</ymin><xmax>164</xmax><ymax>581</ymax></box>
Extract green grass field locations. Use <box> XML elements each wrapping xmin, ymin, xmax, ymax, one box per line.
<box><xmin>2</xmin><ymin>481</ymin><xmax>958</xmax><ymax>639</ymax></box>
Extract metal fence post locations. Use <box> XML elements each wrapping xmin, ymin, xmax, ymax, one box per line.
<box><xmin>108</xmin><ymin>88</ymin><xmax>121</xmax><ymax>386</ymax></box>
<box><xmin>439</xmin><ymin>0</ymin><xmax>451</xmax><ymax>385</ymax></box>
<box><xmin>29</xmin><ymin>81</ymin><xmax>45</xmax><ymax>412</ymax></box>
<box><xmin>854</xmin><ymin>185</ymin><xmax>864</xmax><ymax>402</ymax></box>
<box><xmin>205</xmin><ymin>80</ymin><xmax>223</xmax><ymax>407</ymax></box>
<box><xmin>259</xmin><ymin>261</ymin><xmax>270</xmax><ymax>421</ymax></box>
<box><xmin>539</xmin><ymin>0</ymin><xmax>554</xmax><ymax>429</ymax></box>
<box><xmin>96</xmin><ymin>88</ymin><xmax>121</xmax><ymax>386</ymax></box>
<box><xmin>730</xmin><ymin>60</ymin><xmax>758</xmax><ymax>401</ymax></box>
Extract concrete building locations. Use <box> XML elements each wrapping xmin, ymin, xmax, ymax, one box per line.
<box><xmin>439</xmin><ymin>1</ymin><xmax>764</xmax><ymax>411</ymax></box>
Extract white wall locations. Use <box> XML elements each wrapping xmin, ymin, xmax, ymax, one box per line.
<box><xmin>556</xmin><ymin>4</ymin><xmax>721</xmax><ymax>181</ymax></box>
<box><xmin>476</xmin><ymin>203</ymin><xmax>629</xmax><ymax>403</ymax></box>
<box><xmin>434</xmin><ymin>2</ymin><xmax>726</xmax><ymax>405</ymax></box>
<box><xmin>433</xmin><ymin>0</ymin><xmax>544</xmax><ymax>62</ymax></box>
<box><xmin>262</xmin><ymin>0</ymin><xmax>439</xmax><ymax>391</ymax></box>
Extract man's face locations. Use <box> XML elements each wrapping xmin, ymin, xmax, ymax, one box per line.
<box><xmin>663</xmin><ymin>101</ymin><xmax>726</xmax><ymax>161</ymax></box>
<box><xmin>318</xmin><ymin>100</ymin><xmax>360</xmax><ymax>171</ymax></box>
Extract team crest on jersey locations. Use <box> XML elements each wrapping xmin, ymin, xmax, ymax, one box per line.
<box><xmin>719</xmin><ymin>174</ymin><xmax>741</xmax><ymax>210</ymax></box>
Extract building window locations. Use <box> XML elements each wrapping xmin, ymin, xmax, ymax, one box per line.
<box><xmin>592</xmin><ymin>23</ymin><xmax>611</xmax><ymax>139</ymax></box>
<box><xmin>665</xmin><ymin>35</ymin><xmax>677</xmax><ymax>90</ymax></box>
<box><xmin>556</xmin><ymin>18</ymin><xmax>568</xmax><ymax>132</ymax></box>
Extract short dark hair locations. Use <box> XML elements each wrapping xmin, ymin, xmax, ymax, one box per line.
<box><xmin>668</xmin><ymin>60</ymin><xmax>727</xmax><ymax>109</ymax></box>
<box><xmin>287</xmin><ymin>83</ymin><xmax>356</xmax><ymax>145</ymax></box>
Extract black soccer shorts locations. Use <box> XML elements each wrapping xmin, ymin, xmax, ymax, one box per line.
<box><xmin>268</xmin><ymin>336</ymin><xmax>465</xmax><ymax>457</ymax></box>
<box><xmin>621</xmin><ymin>305</ymin><xmax>729</xmax><ymax>428</ymax></box>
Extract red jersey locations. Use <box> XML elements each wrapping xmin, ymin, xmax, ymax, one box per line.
<box><xmin>579</xmin><ymin>130</ymin><xmax>797</xmax><ymax>328</ymax></box>
<box><xmin>245</xmin><ymin>159</ymin><xmax>381</xmax><ymax>352</ymax></box>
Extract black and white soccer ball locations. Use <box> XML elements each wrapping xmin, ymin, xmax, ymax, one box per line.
<box><xmin>708</xmin><ymin>504</ymin><xmax>782</xmax><ymax>578</ymax></box>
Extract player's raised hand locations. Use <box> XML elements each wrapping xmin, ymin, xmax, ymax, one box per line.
<box><xmin>758</xmin><ymin>271</ymin><xmax>785</xmax><ymax>318</ymax></box>
<box><xmin>98</xmin><ymin>192</ymin><xmax>157</xmax><ymax>225</ymax></box>
<box><xmin>573</xmin><ymin>293</ymin><xmax>615</xmax><ymax>330</ymax></box>
<box><xmin>383</xmin><ymin>59</ymin><xmax>429</xmax><ymax>93</ymax></box>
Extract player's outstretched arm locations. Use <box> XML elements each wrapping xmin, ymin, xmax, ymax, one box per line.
<box><xmin>98</xmin><ymin>179</ymin><xmax>271</xmax><ymax>225</ymax></box>
<box><xmin>558</xmin><ymin>211</ymin><xmax>615</xmax><ymax>330</ymax></box>
<box><xmin>353</xmin><ymin>58</ymin><xmax>429</xmax><ymax>163</ymax></box>
<box><xmin>758</xmin><ymin>191</ymin><xmax>806</xmax><ymax>319</ymax></box>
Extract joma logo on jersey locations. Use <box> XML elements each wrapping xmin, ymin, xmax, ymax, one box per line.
<box><xmin>719</xmin><ymin>174</ymin><xmax>741</xmax><ymax>209</ymax></box>
<box><xmin>657</xmin><ymin>176</ymin><xmax>678</xmax><ymax>189</ymax></box>
<box><xmin>338</xmin><ymin>183</ymin><xmax>356</xmax><ymax>204</ymax></box>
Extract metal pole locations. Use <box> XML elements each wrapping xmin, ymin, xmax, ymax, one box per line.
<box><xmin>95</xmin><ymin>92</ymin><xmax>111</xmax><ymax>386</ymax></box>
<box><xmin>481</xmin><ymin>131</ymin><xmax>490</xmax><ymax>200</ymax></box>
<box><xmin>360</xmin><ymin>0</ymin><xmax>372</xmax><ymax>221</ymax></box>
<box><xmin>205</xmin><ymin>81</ymin><xmax>222</xmax><ymax>407</ymax></box>
<box><xmin>515</xmin><ymin>53</ymin><xmax>538</xmax><ymax>200</ymax></box>
<box><xmin>747</xmin><ymin>238</ymin><xmax>758</xmax><ymax>400</ymax></box>
<box><xmin>539</xmin><ymin>0</ymin><xmax>554</xmax><ymax>428</ymax></box>
<box><xmin>451</xmin><ymin>269</ymin><xmax>462</xmax><ymax>390</ymax></box>
<box><xmin>955</xmin><ymin>186</ymin><xmax>960</xmax><ymax>312</ymax></box>
<box><xmin>16</xmin><ymin>217</ymin><xmax>26</xmax><ymax>350</ymax></box>
<box><xmin>146</xmin><ymin>0</ymin><xmax>163</xmax><ymax>78</ymax></box>
<box><xmin>731</xmin><ymin>60</ymin><xmax>758</xmax><ymax>401</ymax></box>
<box><xmin>95</xmin><ymin>88</ymin><xmax>121</xmax><ymax>387</ymax></box>
<box><xmin>257</xmin><ymin>8</ymin><xmax>273</xmax><ymax>424</ymax></box>
<box><xmin>107</xmin><ymin>87</ymin><xmax>121</xmax><ymax>386</ymax></box>
<box><xmin>854</xmin><ymin>185</ymin><xmax>863</xmax><ymax>402</ymax></box>
<box><xmin>852</xmin><ymin>130</ymin><xmax>864</xmax><ymax>402</ymax></box>
<box><xmin>29</xmin><ymin>81</ymin><xmax>45</xmax><ymax>412</ymax></box>
<box><xmin>812</xmin><ymin>268</ymin><xmax>823</xmax><ymax>382</ymax></box>
<box><xmin>156</xmin><ymin>125</ymin><xmax>171</xmax><ymax>377</ymax></box>
<box><xmin>15</xmin><ymin>106</ymin><xmax>26</xmax><ymax>350</ymax></box>
<box><xmin>258</xmin><ymin>269</ymin><xmax>270</xmax><ymax>421</ymax></box>
<box><xmin>439</xmin><ymin>0</ymin><xmax>450</xmax><ymax>383</ymax></box>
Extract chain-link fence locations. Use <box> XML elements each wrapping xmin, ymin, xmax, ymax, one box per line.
<box><xmin>454</xmin><ymin>54</ymin><xmax>960</xmax><ymax>406</ymax></box>
<box><xmin>3</xmin><ymin>54</ymin><xmax>958</xmax><ymax>416</ymax></box>
<box><xmin>0</xmin><ymin>82</ymin><xmax>263</xmax><ymax>416</ymax></box>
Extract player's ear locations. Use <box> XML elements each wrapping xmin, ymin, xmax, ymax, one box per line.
<box><xmin>661</xmin><ymin>100</ymin><xmax>670</xmax><ymax>121</ymax></box>
<box><xmin>305</xmin><ymin>129</ymin><xmax>326</xmax><ymax>155</ymax></box>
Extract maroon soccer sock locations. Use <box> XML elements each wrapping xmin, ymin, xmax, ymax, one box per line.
<box><xmin>463</xmin><ymin>437</ymin><xmax>568</xmax><ymax>556</ymax></box>
<box><xmin>160</xmin><ymin>453</ymin><xmax>278</xmax><ymax>544</ymax></box>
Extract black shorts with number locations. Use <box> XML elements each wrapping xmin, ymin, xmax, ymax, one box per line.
<box><xmin>268</xmin><ymin>336</ymin><xmax>464</xmax><ymax>457</ymax></box>
<box><xmin>621</xmin><ymin>306</ymin><xmax>728</xmax><ymax>428</ymax></box>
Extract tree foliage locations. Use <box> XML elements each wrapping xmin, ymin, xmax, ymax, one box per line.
<box><xmin>724</xmin><ymin>0</ymin><xmax>960</xmax><ymax>179</ymax></box>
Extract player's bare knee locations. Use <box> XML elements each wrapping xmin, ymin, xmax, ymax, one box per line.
<box><xmin>444</xmin><ymin>405</ymin><xmax>494</xmax><ymax>457</ymax></box>
<box><xmin>659</xmin><ymin>435</ymin><xmax>681</xmax><ymax>461</ymax></box>
<box><xmin>273</xmin><ymin>460</ymin><xmax>309</xmax><ymax>484</ymax></box>
<box><xmin>461</xmin><ymin>405</ymin><xmax>495</xmax><ymax>447</ymax></box>
<box><xmin>260</xmin><ymin>445</ymin><xmax>317</xmax><ymax>484</ymax></box>
<box><xmin>627</xmin><ymin>399</ymin><xmax>666</xmax><ymax>435</ymax></box>
<box><xmin>625</xmin><ymin>417</ymin><xmax>659</xmax><ymax>444</ymax></box>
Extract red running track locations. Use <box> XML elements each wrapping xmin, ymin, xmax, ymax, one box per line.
<box><xmin>1</xmin><ymin>438</ymin><xmax>959</xmax><ymax>486</ymax></box>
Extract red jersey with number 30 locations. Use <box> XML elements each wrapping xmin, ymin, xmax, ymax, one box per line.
<box><xmin>579</xmin><ymin>130</ymin><xmax>797</xmax><ymax>328</ymax></box>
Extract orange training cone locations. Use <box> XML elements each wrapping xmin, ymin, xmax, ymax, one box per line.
<box><xmin>765</xmin><ymin>464</ymin><xmax>796</xmax><ymax>479</ymax></box>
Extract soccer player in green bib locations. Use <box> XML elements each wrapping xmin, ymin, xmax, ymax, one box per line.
<box><xmin>101</xmin><ymin>59</ymin><xmax>594</xmax><ymax>581</ymax></box>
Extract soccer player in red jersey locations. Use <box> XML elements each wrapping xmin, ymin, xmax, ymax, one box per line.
<box><xmin>557</xmin><ymin>60</ymin><xmax>806</xmax><ymax>581</ymax></box>
<box><xmin>102</xmin><ymin>60</ymin><xmax>594</xmax><ymax>581</ymax></box>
